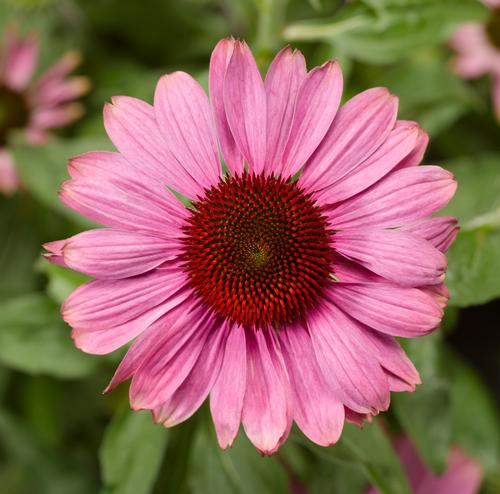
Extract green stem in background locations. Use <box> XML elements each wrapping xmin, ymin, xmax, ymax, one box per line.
<box><xmin>254</xmin><ymin>0</ymin><xmax>288</xmax><ymax>70</ymax></box>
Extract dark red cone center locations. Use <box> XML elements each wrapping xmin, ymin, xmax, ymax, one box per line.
<box><xmin>0</xmin><ymin>85</ymin><xmax>29</xmax><ymax>146</ymax></box>
<box><xmin>181</xmin><ymin>173</ymin><xmax>333</xmax><ymax>329</ymax></box>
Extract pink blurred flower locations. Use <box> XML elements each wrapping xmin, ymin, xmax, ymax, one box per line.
<box><xmin>367</xmin><ymin>436</ymin><xmax>483</xmax><ymax>494</ymax></box>
<box><xmin>0</xmin><ymin>25</ymin><xmax>89</xmax><ymax>194</ymax></box>
<box><xmin>44</xmin><ymin>38</ymin><xmax>458</xmax><ymax>454</ymax></box>
<box><xmin>450</xmin><ymin>0</ymin><xmax>500</xmax><ymax>119</ymax></box>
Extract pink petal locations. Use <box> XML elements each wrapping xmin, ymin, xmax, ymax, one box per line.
<box><xmin>130</xmin><ymin>304</ymin><xmax>216</xmax><ymax>410</ymax></box>
<box><xmin>30</xmin><ymin>103</ymin><xmax>84</xmax><ymax>128</ymax></box>
<box><xmin>103</xmin><ymin>96</ymin><xmax>205</xmax><ymax>198</ymax></box>
<box><xmin>327</xmin><ymin>166</ymin><xmax>457</xmax><ymax>229</ymax></box>
<box><xmin>153</xmin><ymin>321</ymin><xmax>228</xmax><ymax>427</ymax></box>
<box><xmin>71</xmin><ymin>285</ymin><xmax>191</xmax><ymax>355</ymax></box>
<box><xmin>0</xmin><ymin>149</ymin><xmax>20</xmax><ymax>195</ymax></box>
<box><xmin>299</xmin><ymin>87</ymin><xmax>398</xmax><ymax>192</ymax></box>
<box><xmin>105</xmin><ymin>301</ymin><xmax>200</xmax><ymax>391</ymax></box>
<box><xmin>154</xmin><ymin>72</ymin><xmax>221</xmax><ymax>190</ymax></box>
<box><xmin>0</xmin><ymin>28</ymin><xmax>38</xmax><ymax>90</ymax></box>
<box><xmin>423</xmin><ymin>448</ymin><xmax>483</xmax><ymax>494</ymax></box>
<box><xmin>315</xmin><ymin>121</ymin><xmax>420</xmax><ymax>204</ymax></box>
<box><xmin>63</xmin><ymin>265</ymin><xmax>188</xmax><ymax>332</ymax></box>
<box><xmin>210</xmin><ymin>324</ymin><xmax>247</xmax><ymax>449</ymax></box>
<box><xmin>328</xmin><ymin>282</ymin><xmax>443</xmax><ymax>337</ymax></box>
<box><xmin>307</xmin><ymin>302</ymin><xmax>390</xmax><ymax>414</ymax></box>
<box><xmin>358</xmin><ymin>329</ymin><xmax>421</xmax><ymax>391</ymax></box>
<box><xmin>242</xmin><ymin>329</ymin><xmax>291</xmax><ymax>455</ymax></box>
<box><xmin>400</xmin><ymin>217</ymin><xmax>459</xmax><ymax>252</ymax></box>
<box><xmin>29</xmin><ymin>75</ymin><xmax>90</xmax><ymax>106</ymax></box>
<box><xmin>280</xmin><ymin>60</ymin><xmax>343</xmax><ymax>177</ymax></box>
<box><xmin>280</xmin><ymin>324</ymin><xmax>344</xmax><ymax>446</ymax></box>
<box><xmin>264</xmin><ymin>46</ymin><xmax>306</xmax><ymax>173</ymax></box>
<box><xmin>54</xmin><ymin>229</ymin><xmax>181</xmax><ymax>279</ymax></box>
<box><xmin>59</xmin><ymin>176</ymin><xmax>184</xmax><ymax>235</ymax></box>
<box><xmin>209</xmin><ymin>38</ymin><xmax>244</xmax><ymax>175</ymax></box>
<box><xmin>393</xmin><ymin>123</ymin><xmax>429</xmax><ymax>169</ymax></box>
<box><xmin>223</xmin><ymin>41</ymin><xmax>267</xmax><ymax>174</ymax></box>
<box><xmin>334</xmin><ymin>229</ymin><xmax>447</xmax><ymax>286</ymax></box>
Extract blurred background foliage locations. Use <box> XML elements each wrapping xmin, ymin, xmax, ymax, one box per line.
<box><xmin>0</xmin><ymin>0</ymin><xmax>499</xmax><ymax>493</ymax></box>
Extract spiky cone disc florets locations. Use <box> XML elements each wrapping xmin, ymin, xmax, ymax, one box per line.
<box><xmin>181</xmin><ymin>172</ymin><xmax>333</xmax><ymax>329</ymax></box>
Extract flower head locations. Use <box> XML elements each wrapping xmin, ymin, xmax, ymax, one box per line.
<box><xmin>367</xmin><ymin>436</ymin><xmax>483</xmax><ymax>494</ymax></box>
<box><xmin>44</xmin><ymin>38</ymin><xmax>457</xmax><ymax>454</ymax></box>
<box><xmin>0</xmin><ymin>24</ymin><xmax>89</xmax><ymax>194</ymax></box>
<box><xmin>450</xmin><ymin>0</ymin><xmax>500</xmax><ymax>119</ymax></box>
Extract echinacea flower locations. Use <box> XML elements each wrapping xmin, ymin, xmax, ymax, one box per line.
<box><xmin>44</xmin><ymin>38</ymin><xmax>458</xmax><ymax>454</ymax></box>
<box><xmin>0</xmin><ymin>25</ymin><xmax>88</xmax><ymax>194</ymax></box>
<box><xmin>450</xmin><ymin>0</ymin><xmax>500</xmax><ymax>119</ymax></box>
<box><xmin>367</xmin><ymin>436</ymin><xmax>483</xmax><ymax>494</ymax></box>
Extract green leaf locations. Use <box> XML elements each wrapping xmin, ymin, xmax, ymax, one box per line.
<box><xmin>393</xmin><ymin>333</ymin><xmax>451</xmax><ymax>474</ymax></box>
<box><xmin>447</xmin><ymin>350</ymin><xmax>500</xmax><ymax>471</ymax></box>
<box><xmin>441</xmin><ymin>154</ymin><xmax>500</xmax><ymax>306</ymax></box>
<box><xmin>189</xmin><ymin>423</ymin><xmax>289</xmax><ymax>494</ymax></box>
<box><xmin>0</xmin><ymin>294</ymin><xmax>99</xmax><ymax>378</ymax></box>
<box><xmin>284</xmin><ymin>0</ymin><xmax>487</xmax><ymax>63</ymax></box>
<box><xmin>100</xmin><ymin>407</ymin><xmax>168</xmax><ymax>494</ymax></box>
<box><xmin>293</xmin><ymin>420</ymin><xmax>411</xmax><ymax>494</ymax></box>
<box><xmin>12</xmin><ymin>136</ymin><xmax>112</xmax><ymax>228</ymax></box>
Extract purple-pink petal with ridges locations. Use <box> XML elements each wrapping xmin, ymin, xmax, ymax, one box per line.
<box><xmin>333</xmin><ymin>258</ymin><xmax>384</xmax><ymax>284</ymax></box>
<box><xmin>223</xmin><ymin>40</ymin><xmax>267</xmax><ymax>174</ymax></box>
<box><xmin>209</xmin><ymin>38</ymin><xmax>244</xmax><ymax>175</ymax></box>
<box><xmin>43</xmin><ymin>239</ymin><xmax>68</xmax><ymax>267</ymax></box>
<box><xmin>72</xmin><ymin>285</ymin><xmax>191</xmax><ymax>355</ymax></box>
<box><xmin>66</xmin><ymin>151</ymin><xmax>188</xmax><ymax>226</ymax></box>
<box><xmin>334</xmin><ymin>229</ymin><xmax>447</xmax><ymax>286</ymax></box>
<box><xmin>154</xmin><ymin>72</ymin><xmax>221</xmax><ymax>189</ymax></box>
<box><xmin>59</xmin><ymin>177</ymin><xmax>184</xmax><ymax>235</ymax></box>
<box><xmin>210</xmin><ymin>324</ymin><xmax>246</xmax><ymax>449</ymax></box>
<box><xmin>315</xmin><ymin>121</ymin><xmax>420</xmax><ymax>205</ymax></box>
<box><xmin>153</xmin><ymin>321</ymin><xmax>228</xmax><ymax>427</ymax></box>
<box><xmin>242</xmin><ymin>328</ymin><xmax>291</xmax><ymax>455</ymax></box>
<box><xmin>280</xmin><ymin>60</ymin><xmax>343</xmax><ymax>177</ymax></box>
<box><xmin>56</xmin><ymin>229</ymin><xmax>182</xmax><ymax>279</ymax></box>
<box><xmin>393</xmin><ymin>122</ymin><xmax>429</xmax><ymax>169</ymax></box>
<box><xmin>105</xmin><ymin>300</ymin><xmax>199</xmax><ymax>391</ymax></box>
<box><xmin>345</xmin><ymin>407</ymin><xmax>371</xmax><ymax>427</ymax></box>
<box><xmin>401</xmin><ymin>216</ymin><xmax>459</xmax><ymax>252</ymax></box>
<box><xmin>361</xmin><ymin>329</ymin><xmax>421</xmax><ymax>391</ymax></box>
<box><xmin>299</xmin><ymin>87</ymin><xmax>398</xmax><ymax>192</ymax></box>
<box><xmin>422</xmin><ymin>283</ymin><xmax>449</xmax><ymax>309</ymax></box>
<box><xmin>307</xmin><ymin>301</ymin><xmax>390</xmax><ymax>414</ymax></box>
<box><xmin>280</xmin><ymin>323</ymin><xmax>345</xmax><ymax>446</ymax></box>
<box><xmin>1</xmin><ymin>28</ymin><xmax>38</xmax><ymax>90</ymax></box>
<box><xmin>328</xmin><ymin>282</ymin><xmax>442</xmax><ymax>337</ymax></box>
<box><xmin>130</xmin><ymin>304</ymin><xmax>216</xmax><ymax>410</ymax></box>
<box><xmin>327</xmin><ymin>165</ymin><xmax>457</xmax><ymax>229</ymax></box>
<box><xmin>264</xmin><ymin>46</ymin><xmax>306</xmax><ymax>173</ymax></box>
<box><xmin>103</xmin><ymin>96</ymin><xmax>204</xmax><ymax>198</ymax></box>
<box><xmin>62</xmin><ymin>265</ymin><xmax>188</xmax><ymax>331</ymax></box>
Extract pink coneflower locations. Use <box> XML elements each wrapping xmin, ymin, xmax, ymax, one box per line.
<box><xmin>450</xmin><ymin>0</ymin><xmax>500</xmax><ymax>119</ymax></box>
<box><xmin>0</xmin><ymin>25</ymin><xmax>88</xmax><ymax>194</ymax></box>
<box><xmin>44</xmin><ymin>38</ymin><xmax>458</xmax><ymax>454</ymax></box>
<box><xmin>367</xmin><ymin>436</ymin><xmax>483</xmax><ymax>494</ymax></box>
